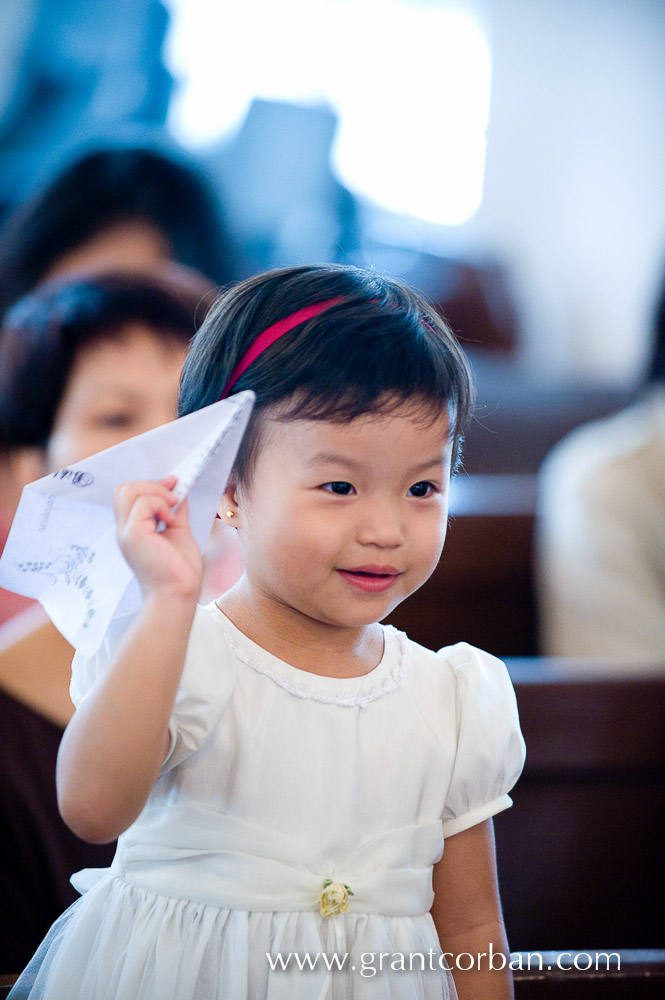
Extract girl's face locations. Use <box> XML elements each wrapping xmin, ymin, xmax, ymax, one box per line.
<box><xmin>44</xmin><ymin>324</ymin><xmax>187</xmax><ymax>473</ymax></box>
<box><xmin>226</xmin><ymin>401</ymin><xmax>452</xmax><ymax>632</ymax></box>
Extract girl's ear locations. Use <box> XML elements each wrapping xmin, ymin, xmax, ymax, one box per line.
<box><xmin>219</xmin><ymin>480</ymin><xmax>241</xmax><ymax>523</ymax></box>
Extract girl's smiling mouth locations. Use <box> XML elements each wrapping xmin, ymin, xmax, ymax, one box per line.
<box><xmin>336</xmin><ymin>565</ymin><xmax>402</xmax><ymax>593</ymax></box>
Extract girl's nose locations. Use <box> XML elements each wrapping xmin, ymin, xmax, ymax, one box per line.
<box><xmin>356</xmin><ymin>501</ymin><xmax>405</xmax><ymax>548</ymax></box>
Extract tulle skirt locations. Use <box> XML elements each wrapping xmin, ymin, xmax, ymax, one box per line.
<box><xmin>9</xmin><ymin>876</ymin><xmax>457</xmax><ymax>999</ymax></box>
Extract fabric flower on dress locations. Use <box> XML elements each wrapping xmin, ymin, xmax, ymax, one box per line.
<box><xmin>317</xmin><ymin>879</ymin><xmax>354</xmax><ymax>917</ymax></box>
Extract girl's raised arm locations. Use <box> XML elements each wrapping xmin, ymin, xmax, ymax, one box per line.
<box><xmin>56</xmin><ymin>477</ymin><xmax>203</xmax><ymax>843</ymax></box>
<box><xmin>431</xmin><ymin>819</ymin><xmax>514</xmax><ymax>1000</ymax></box>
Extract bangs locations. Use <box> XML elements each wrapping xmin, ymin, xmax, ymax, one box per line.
<box><xmin>258</xmin><ymin>306</ymin><xmax>472</xmax><ymax>446</ymax></box>
<box><xmin>275</xmin><ymin>372</ymin><xmax>466</xmax><ymax>444</ymax></box>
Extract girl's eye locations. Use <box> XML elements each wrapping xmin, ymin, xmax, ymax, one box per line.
<box><xmin>408</xmin><ymin>481</ymin><xmax>436</xmax><ymax>498</ymax></box>
<box><xmin>322</xmin><ymin>481</ymin><xmax>356</xmax><ymax>495</ymax></box>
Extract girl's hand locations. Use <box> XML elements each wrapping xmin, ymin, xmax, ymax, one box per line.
<box><xmin>114</xmin><ymin>475</ymin><xmax>203</xmax><ymax>603</ymax></box>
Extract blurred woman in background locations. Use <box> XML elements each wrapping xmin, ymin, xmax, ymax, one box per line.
<box><xmin>0</xmin><ymin>141</ymin><xmax>246</xmax><ymax>621</ymax></box>
<box><xmin>0</xmin><ymin>272</ymin><xmax>242</xmax><ymax>971</ymax></box>
<box><xmin>0</xmin><ymin>144</ymin><xmax>244</xmax><ymax>320</ymax></box>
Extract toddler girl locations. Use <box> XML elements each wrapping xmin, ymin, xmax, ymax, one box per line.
<box><xmin>11</xmin><ymin>264</ymin><xmax>525</xmax><ymax>1000</ymax></box>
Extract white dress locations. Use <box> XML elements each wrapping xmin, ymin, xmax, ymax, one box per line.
<box><xmin>10</xmin><ymin>602</ymin><xmax>525</xmax><ymax>1000</ymax></box>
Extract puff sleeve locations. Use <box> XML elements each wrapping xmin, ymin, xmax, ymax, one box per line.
<box><xmin>440</xmin><ymin>642</ymin><xmax>525</xmax><ymax>838</ymax></box>
<box><xmin>160</xmin><ymin>605</ymin><xmax>238</xmax><ymax>772</ymax></box>
<box><xmin>69</xmin><ymin>603</ymin><xmax>238</xmax><ymax>774</ymax></box>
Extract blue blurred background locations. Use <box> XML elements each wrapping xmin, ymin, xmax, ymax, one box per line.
<box><xmin>1</xmin><ymin>0</ymin><xmax>664</xmax><ymax>388</ymax></box>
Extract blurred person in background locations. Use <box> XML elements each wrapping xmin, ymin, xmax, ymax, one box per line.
<box><xmin>0</xmin><ymin>272</ymin><xmax>242</xmax><ymax>971</ymax></box>
<box><xmin>0</xmin><ymin>142</ymin><xmax>245</xmax><ymax>614</ymax></box>
<box><xmin>0</xmin><ymin>143</ymin><xmax>244</xmax><ymax>320</ymax></box>
<box><xmin>537</xmin><ymin>274</ymin><xmax>665</xmax><ymax>666</ymax></box>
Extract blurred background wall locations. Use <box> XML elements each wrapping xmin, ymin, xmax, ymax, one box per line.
<box><xmin>1</xmin><ymin>0</ymin><xmax>664</xmax><ymax>388</ymax></box>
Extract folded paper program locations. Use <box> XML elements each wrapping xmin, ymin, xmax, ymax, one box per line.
<box><xmin>0</xmin><ymin>391</ymin><xmax>255</xmax><ymax>657</ymax></box>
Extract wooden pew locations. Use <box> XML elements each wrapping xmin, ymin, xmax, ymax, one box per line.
<box><xmin>386</xmin><ymin>474</ymin><xmax>538</xmax><ymax>656</ymax></box>
<box><xmin>461</xmin><ymin>363</ymin><xmax>635</xmax><ymax>475</ymax></box>
<box><xmin>496</xmin><ymin>662</ymin><xmax>665</xmax><ymax>951</ymax></box>
<box><xmin>513</xmin><ymin>949</ymin><xmax>665</xmax><ymax>998</ymax></box>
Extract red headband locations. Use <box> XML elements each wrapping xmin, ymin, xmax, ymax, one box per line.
<box><xmin>220</xmin><ymin>297</ymin><xmax>344</xmax><ymax>399</ymax></box>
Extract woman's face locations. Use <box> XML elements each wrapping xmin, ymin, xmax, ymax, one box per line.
<box><xmin>42</xmin><ymin>221</ymin><xmax>172</xmax><ymax>283</ymax></box>
<box><xmin>44</xmin><ymin>324</ymin><xmax>187</xmax><ymax>473</ymax></box>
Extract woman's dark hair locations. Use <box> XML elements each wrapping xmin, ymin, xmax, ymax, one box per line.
<box><xmin>647</xmin><ymin>275</ymin><xmax>665</xmax><ymax>382</ymax></box>
<box><xmin>179</xmin><ymin>264</ymin><xmax>474</xmax><ymax>483</ymax></box>
<box><xmin>0</xmin><ymin>272</ymin><xmax>204</xmax><ymax>449</ymax></box>
<box><xmin>0</xmin><ymin>146</ymin><xmax>240</xmax><ymax>318</ymax></box>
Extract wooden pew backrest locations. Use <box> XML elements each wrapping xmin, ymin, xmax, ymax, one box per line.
<box><xmin>496</xmin><ymin>665</ymin><xmax>665</xmax><ymax>950</ymax></box>
<box><xmin>513</xmin><ymin>949</ymin><xmax>665</xmax><ymax>998</ymax></box>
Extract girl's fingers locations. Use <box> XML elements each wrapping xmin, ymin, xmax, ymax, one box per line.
<box><xmin>114</xmin><ymin>480</ymin><xmax>179</xmax><ymax>527</ymax></box>
<box><xmin>120</xmin><ymin>495</ymin><xmax>174</xmax><ymax>538</ymax></box>
<box><xmin>111</xmin><ymin>481</ymin><xmax>201</xmax><ymax>597</ymax></box>
<box><xmin>170</xmin><ymin>496</ymin><xmax>190</xmax><ymax>526</ymax></box>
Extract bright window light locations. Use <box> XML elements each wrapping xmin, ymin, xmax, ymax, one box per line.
<box><xmin>163</xmin><ymin>0</ymin><xmax>490</xmax><ymax>226</ymax></box>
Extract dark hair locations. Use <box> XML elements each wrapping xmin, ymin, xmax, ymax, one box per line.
<box><xmin>0</xmin><ymin>146</ymin><xmax>240</xmax><ymax>318</ymax></box>
<box><xmin>0</xmin><ymin>272</ymin><xmax>203</xmax><ymax>448</ymax></box>
<box><xmin>647</xmin><ymin>275</ymin><xmax>665</xmax><ymax>382</ymax></box>
<box><xmin>179</xmin><ymin>264</ymin><xmax>474</xmax><ymax>483</ymax></box>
